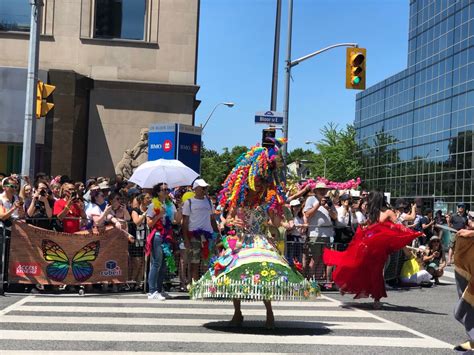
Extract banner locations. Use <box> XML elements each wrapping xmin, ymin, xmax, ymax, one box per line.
<box><xmin>9</xmin><ymin>222</ymin><xmax>129</xmax><ymax>285</ymax></box>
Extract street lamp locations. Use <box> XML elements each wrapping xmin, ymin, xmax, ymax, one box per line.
<box><xmin>201</xmin><ymin>102</ymin><xmax>235</xmax><ymax>130</ymax></box>
<box><xmin>305</xmin><ymin>140</ymin><xmax>327</xmax><ymax>177</ymax></box>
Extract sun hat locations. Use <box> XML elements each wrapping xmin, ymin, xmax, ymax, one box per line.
<box><xmin>289</xmin><ymin>199</ymin><xmax>301</xmax><ymax>207</ymax></box>
<box><xmin>314</xmin><ymin>182</ymin><xmax>328</xmax><ymax>189</ymax></box>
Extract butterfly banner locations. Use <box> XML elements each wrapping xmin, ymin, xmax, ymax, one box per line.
<box><xmin>8</xmin><ymin>221</ymin><xmax>129</xmax><ymax>285</ymax></box>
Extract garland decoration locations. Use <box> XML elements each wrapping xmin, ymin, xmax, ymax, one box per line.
<box><xmin>298</xmin><ymin>177</ymin><xmax>362</xmax><ymax>191</ymax></box>
<box><xmin>218</xmin><ymin>139</ymin><xmax>288</xmax><ymax>213</ymax></box>
<box><xmin>151</xmin><ymin>197</ymin><xmax>177</xmax><ymax>273</ymax></box>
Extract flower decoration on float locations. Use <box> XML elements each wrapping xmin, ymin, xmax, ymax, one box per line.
<box><xmin>298</xmin><ymin>177</ymin><xmax>362</xmax><ymax>191</ymax></box>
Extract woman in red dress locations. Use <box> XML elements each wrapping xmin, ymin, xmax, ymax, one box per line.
<box><xmin>323</xmin><ymin>191</ymin><xmax>422</xmax><ymax>309</ymax></box>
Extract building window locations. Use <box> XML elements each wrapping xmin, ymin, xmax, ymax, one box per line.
<box><xmin>0</xmin><ymin>0</ymin><xmax>30</xmax><ymax>32</ymax></box>
<box><xmin>94</xmin><ymin>0</ymin><xmax>146</xmax><ymax>40</ymax></box>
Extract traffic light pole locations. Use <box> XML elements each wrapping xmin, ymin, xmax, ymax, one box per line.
<box><xmin>21</xmin><ymin>0</ymin><xmax>43</xmax><ymax>181</ymax></box>
<box><xmin>281</xmin><ymin>1</ymin><xmax>359</xmax><ymax>159</ymax></box>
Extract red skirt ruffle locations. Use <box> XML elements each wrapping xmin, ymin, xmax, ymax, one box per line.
<box><xmin>323</xmin><ymin>222</ymin><xmax>422</xmax><ymax>300</ymax></box>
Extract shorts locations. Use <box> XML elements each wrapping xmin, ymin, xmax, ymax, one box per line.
<box><xmin>307</xmin><ymin>235</ymin><xmax>330</xmax><ymax>261</ymax></box>
<box><xmin>189</xmin><ymin>239</ymin><xmax>201</xmax><ymax>264</ymax></box>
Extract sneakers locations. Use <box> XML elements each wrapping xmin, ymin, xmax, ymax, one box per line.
<box><xmin>147</xmin><ymin>291</ymin><xmax>165</xmax><ymax>300</ymax></box>
<box><xmin>161</xmin><ymin>291</ymin><xmax>171</xmax><ymax>299</ymax></box>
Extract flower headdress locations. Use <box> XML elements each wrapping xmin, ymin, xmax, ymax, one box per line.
<box><xmin>218</xmin><ymin>139</ymin><xmax>287</xmax><ymax>213</ymax></box>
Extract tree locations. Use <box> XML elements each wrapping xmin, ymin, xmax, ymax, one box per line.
<box><xmin>314</xmin><ymin>122</ymin><xmax>362</xmax><ymax>181</ymax></box>
<box><xmin>200</xmin><ymin>145</ymin><xmax>248</xmax><ymax>195</ymax></box>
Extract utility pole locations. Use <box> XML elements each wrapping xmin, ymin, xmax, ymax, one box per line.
<box><xmin>21</xmin><ymin>0</ymin><xmax>43</xmax><ymax>181</ymax></box>
<box><xmin>281</xmin><ymin>0</ymin><xmax>293</xmax><ymax>158</ymax></box>
<box><xmin>270</xmin><ymin>0</ymin><xmax>281</xmax><ymax>111</ymax></box>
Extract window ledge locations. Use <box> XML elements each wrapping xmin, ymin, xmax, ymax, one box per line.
<box><xmin>0</xmin><ymin>31</ymin><xmax>54</xmax><ymax>41</ymax></box>
<box><xmin>80</xmin><ymin>37</ymin><xmax>158</xmax><ymax>49</ymax></box>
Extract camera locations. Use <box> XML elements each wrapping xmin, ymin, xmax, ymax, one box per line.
<box><xmin>326</xmin><ymin>199</ymin><xmax>333</xmax><ymax>207</ymax></box>
<box><xmin>70</xmin><ymin>191</ymin><xmax>77</xmax><ymax>200</ymax></box>
<box><xmin>39</xmin><ymin>189</ymin><xmax>46</xmax><ymax>197</ymax></box>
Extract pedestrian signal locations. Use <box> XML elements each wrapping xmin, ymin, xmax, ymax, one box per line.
<box><xmin>262</xmin><ymin>128</ymin><xmax>276</xmax><ymax>148</ymax></box>
<box><xmin>346</xmin><ymin>47</ymin><xmax>366</xmax><ymax>90</ymax></box>
<box><xmin>36</xmin><ymin>80</ymin><xmax>55</xmax><ymax>119</ymax></box>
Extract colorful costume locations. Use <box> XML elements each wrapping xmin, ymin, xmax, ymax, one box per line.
<box><xmin>454</xmin><ymin>234</ymin><xmax>474</xmax><ymax>342</ymax></box>
<box><xmin>323</xmin><ymin>222</ymin><xmax>421</xmax><ymax>300</ymax></box>
<box><xmin>190</xmin><ymin>141</ymin><xmax>319</xmax><ymax>301</ymax></box>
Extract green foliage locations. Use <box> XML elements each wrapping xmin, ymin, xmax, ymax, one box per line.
<box><xmin>200</xmin><ymin>145</ymin><xmax>248</xmax><ymax>195</ymax></box>
<box><xmin>312</xmin><ymin>122</ymin><xmax>362</xmax><ymax>181</ymax></box>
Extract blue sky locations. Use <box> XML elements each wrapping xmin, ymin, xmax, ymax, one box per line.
<box><xmin>195</xmin><ymin>0</ymin><xmax>409</xmax><ymax>153</ymax></box>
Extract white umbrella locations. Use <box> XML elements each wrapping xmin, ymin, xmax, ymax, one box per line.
<box><xmin>129</xmin><ymin>159</ymin><xmax>199</xmax><ymax>188</ymax></box>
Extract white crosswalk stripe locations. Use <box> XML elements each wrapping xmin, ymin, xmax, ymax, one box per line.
<box><xmin>0</xmin><ymin>293</ymin><xmax>453</xmax><ymax>353</ymax></box>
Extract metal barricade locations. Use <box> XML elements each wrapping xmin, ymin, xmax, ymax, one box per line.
<box><xmin>0</xmin><ymin>224</ymin><xmax>7</xmax><ymax>295</ymax></box>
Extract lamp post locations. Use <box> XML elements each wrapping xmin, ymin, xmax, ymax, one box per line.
<box><xmin>305</xmin><ymin>141</ymin><xmax>326</xmax><ymax>177</ymax></box>
<box><xmin>201</xmin><ymin>102</ymin><xmax>235</xmax><ymax>130</ymax></box>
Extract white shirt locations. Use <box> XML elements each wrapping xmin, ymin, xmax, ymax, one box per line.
<box><xmin>147</xmin><ymin>201</ymin><xmax>177</xmax><ymax>224</ymax></box>
<box><xmin>303</xmin><ymin>195</ymin><xmax>334</xmax><ymax>236</ymax></box>
<box><xmin>182</xmin><ymin>197</ymin><xmax>213</xmax><ymax>232</ymax></box>
<box><xmin>336</xmin><ymin>206</ymin><xmax>357</xmax><ymax>226</ymax></box>
<box><xmin>86</xmin><ymin>203</ymin><xmax>103</xmax><ymax>225</ymax></box>
<box><xmin>355</xmin><ymin>211</ymin><xmax>367</xmax><ymax>225</ymax></box>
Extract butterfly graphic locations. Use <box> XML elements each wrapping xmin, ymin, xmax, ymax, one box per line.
<box><xmin>41</xmin><ymin>239</ymin><xmax>100</xmax><ymax>282</ymax></box>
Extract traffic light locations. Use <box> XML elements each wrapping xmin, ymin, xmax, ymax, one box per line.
<box><xmin>346</xmin><ymin>47</ymin><xmax>366</xmax><ymax>90</ymax></box>
<box><xmin>36</xmin><ymin>80</ymin><xmax>55</xmax><ymax>119</ymax></box>
<box><xmin>262</xmin><ymin>128</ymin><xmax>276</xmax><ymax>148</ymax></box>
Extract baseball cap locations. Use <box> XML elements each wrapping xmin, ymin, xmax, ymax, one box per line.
<box><xmin>192</xmin><ymin>179</ymin><xmax>209</xmax><ymax>189</ymax></box>
<box><xmin>340</xmin><ymin>194</ymin><xmax>351</xmax><ymax>201</ymax></box>
<box><xmin>457</xmin><ymin>202</ymin><xmax>465</xmax><ymax>208</ymax></box>
<box><xmin>289</xmin><ymin>199</ymin><xmax>301</xmax><ymax>207</ymax></box>
<box><xmin>98</xmin><ymin>181</ymin><xmax>110</xmax><ymax>190</ymax></box>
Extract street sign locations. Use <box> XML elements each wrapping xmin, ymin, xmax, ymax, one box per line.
<box><xmin>255</xmin><ymin>111</ymin><xmax>284</xmax><ymax>125</ymax></box>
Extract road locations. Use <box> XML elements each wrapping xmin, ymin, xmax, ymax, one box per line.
<box><xmin>0</xmin><ymin>268</ymin><xmax>464</xmax><ymax>354</ymax></box>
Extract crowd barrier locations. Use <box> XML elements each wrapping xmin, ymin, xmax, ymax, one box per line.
<box><xmin>0</xmin><ymin>218</ymin><xmax>416</xmax><ymax>295</ymax></box>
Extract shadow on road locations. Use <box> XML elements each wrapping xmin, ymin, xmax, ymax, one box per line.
<box><xmin>203</xmin><ymin>320</ymin><xmax>332</xmax><ymax>336</ymax></box>
<box><xmin>340</xmin><ymin>302</ymin><xmax>447</xmax><ymax>315</ymax></box>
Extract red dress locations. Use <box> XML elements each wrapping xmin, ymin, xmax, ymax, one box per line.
<box><xmin>323</xmin><ymin>221</ymin><xmax>422</xmax><ymax>300</ymax></box>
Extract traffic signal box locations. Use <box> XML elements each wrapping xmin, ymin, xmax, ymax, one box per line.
<box><xmin>346</xmin><ymin>47</ymin><xmax>366</xmax><ymax>90</ymax></box>
<box><xmin>262</xmin><ymin>128</ymin><xmax>276</xmax><ymax>148</ymax></box>
<box><xmin>36</xmin><ymin>80</ymin><xmax>55</xmax><ymax>119</ymax></box>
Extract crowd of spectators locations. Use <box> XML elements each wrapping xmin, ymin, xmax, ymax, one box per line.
<box><xmin>0</xmin><ymin>171</ymin><xmax>466</xmax><ymax>294</ymax></box>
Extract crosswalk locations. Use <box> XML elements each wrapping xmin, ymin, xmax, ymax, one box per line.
<box><xmin>0</xmin><ymin>292</ymin><xmax>453</xmax><ymax>354</ymax></box>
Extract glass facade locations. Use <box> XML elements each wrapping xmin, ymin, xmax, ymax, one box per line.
<box><xmin>0</xmin><ymin>0</ymin><xmax>30</xmax><ymax>32</ymax></box>
<box><xmin>356</xmin><ymin>0</ymin><xmax>474</xmax><ymax>211</ymax></box>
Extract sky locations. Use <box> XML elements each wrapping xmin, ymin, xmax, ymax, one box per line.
<box><xmin>195</xmin><ymin>0</ymin><xmax>410</xmax><ymax>153</ymax></box>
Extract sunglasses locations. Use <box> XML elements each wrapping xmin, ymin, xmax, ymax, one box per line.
<box><xmin>4</xmin><ymin>184</ymin><xmax>18</xmax><ymax>189</ymax></box>
<box><xmin>160</xmin><ymin>188</ymin><xmax>170</xmax><ymax>192</ymax></box>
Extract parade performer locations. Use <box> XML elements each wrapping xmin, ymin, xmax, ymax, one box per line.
<box><xmin>190</xmin><ymin>140</ymin><xmax>319</xmax><ymax>328</ymax></box>
<box><xmin>323</xmin><ymin>191</ymin><xmax>422</xmax><ymax>309</ymax></box>
<box><xmin>452</xmin><ymin>228</ymin><xmax>474</xmax><ymax>352</ymax></box>
<box><xmin>145</xmin><ymin>183</ymin><xmax>182</xmax><ymax>300</ymax></box>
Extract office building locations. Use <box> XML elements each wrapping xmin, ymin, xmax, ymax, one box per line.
<box><xmin>355</xmin><ymin>0</ymin><xmax>474</xmax><ymax>210</ymax></box>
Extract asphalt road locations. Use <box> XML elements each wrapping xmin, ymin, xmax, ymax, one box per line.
<box><xmin>0</xmin><ymin>268</ymin><xmax>467</xmax><ymax>355</ymax></box>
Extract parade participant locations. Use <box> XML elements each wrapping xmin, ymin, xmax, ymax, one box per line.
<box><xmin>145</xmin><ymin>183</ymin><xmax>182</xmax><ymax>300</ymax></box>
<box><xmin>190</xmin><ymin>140</ymin><xmax>319</xmax><ymax>329</ymax></box>
<box><xmin>323</xmin><ymin>191</ymin><xmax>422</xmax><ymax>309</ymax></box>
<box><xmin>182</xmin><ymin>178</ymin><xmax>221</xmax><ymax>282</ymax></box>
<box><xmin>452</xmin><ymin>228</ymin><xmax>474</xmax><ymax>352</ymax></box>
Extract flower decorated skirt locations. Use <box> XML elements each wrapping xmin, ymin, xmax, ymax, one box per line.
<box><xmin>189</xmin><ymin>234</ymin><xmax>319</xmax><ymax>301</ymax></box>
